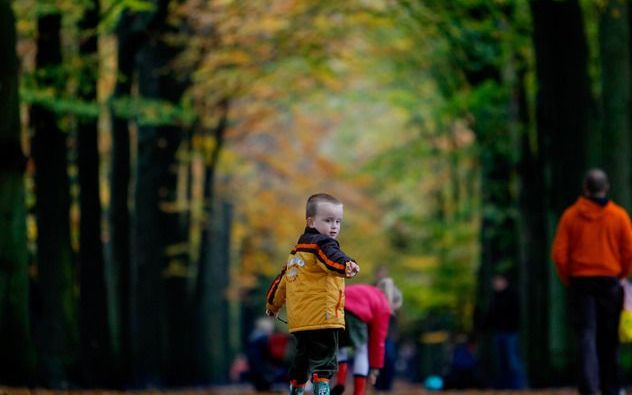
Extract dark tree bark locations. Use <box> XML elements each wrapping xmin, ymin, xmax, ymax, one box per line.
<box><xmin>31</xmin><ymin>12</ymin><xmax>78</xmax><ymax>388</ymax></box>
<box><xmin>531</xmin><ymin>0</ymin><xmax>592</xmax><ymax>216</ymax></box>
<box><xmin>516</xmin><ymin>61</ymin><xmax>549</xmax><ymax>388</ymax></box>
<box><xmin>194</xmin><ymin>100</ymin><xmax>230</xmax><ymax>383</ymax></box>
<box><xmin>131</xmin><ymin>0</ymin><xmax>192</xmax><ymax>385</ymax></box>
<box><xmin>208</xmin><ymin>201</ymin><xmax>233</xmax><ymax>382</ymax></box>
<box><xmin>600</xmin><ymin>0</ymin><xmax>631</xmax><ymax>210</ymax></box>
<box><xmin>530</xmin><ymin>0</ymin><xmax>594</xmax><ymax>384</ymax></box>
<box><xmin>76</xmin><ymin>0</ymin><xmax>112</xmax><ymax>387</ymax></box>
<box><xmin>109</xmin><ymin>9</ymin><xmax>147</xmax><ymax>386</ymax></box>
<box><xmin>0</xmin><ymin>0</ymin><xmax>35</xmax><ymax>385</ymax></box>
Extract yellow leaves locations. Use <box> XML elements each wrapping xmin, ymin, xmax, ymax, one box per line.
<box><xmin>401</xmin><ymin>255</ymin><xmax>439</xmax><ymax>271</ymax></box>
<box><xmin>175</xmin><ymin>0</ymin><xmax>480</xmax><ymax>327</ymax></box>
<box><xmin>420</xmin><ymin>331</ymin><xmax>450</xmax><ymax>344</ymax></box>
<box><xmin>249</xmin><ymin>15</ymin><xmax>290</xmax><ymax>36</ymax></box>
<box><xmin>27</xmin><ymin>214</ymin><xmax>37</xmax><ymax>242</ymax></box>
<box><xmin>240</xmin><ymin>247</ymin><xmax>277</xmax><ymax>277</ymax></box>
<box><xmin>192</xmin><ymin>134</ymin><xmax>216</xmax><ymax>155</ymax></box>
<box><xmin>208</xmin><ymin>49</ymin><xmax>255</xmax><ymax>69</ymax></box>
<box><xmin>162</xmin><ymin>259</ymin><xmax>192</xmax><ymax>278</ymax></box>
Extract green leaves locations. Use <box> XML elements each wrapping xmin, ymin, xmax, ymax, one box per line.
<box><xmin>100</xmin><ymin>0</ymin><xmax>154</xmax><ymax>32</ymax></box>
<box><xmin>21</xmin><ymin>86</ymin><xmax>196</xmax><ymax>126</ymax></box>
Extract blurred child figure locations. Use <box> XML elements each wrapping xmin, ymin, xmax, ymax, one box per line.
<box><xmin>266</xmin><ymin>193</ymin><xmax>360</xmax><ymax>395</ymax></box>
<box><xmin>332</xmin><ymin>278</ymin><xmax>403</xmax><ymax>395</ymax></box>
<box><xmin>443</xmin><ymin>333</ymin><xmax>482</xmax><ymax>390</ymax></box>
<box><xmin>229</xmin><ymin>354</ymin><xmax>249</xmax><ymax>384</ymax></box>
<box><xmin>246</xmin><ymin>317</ymin><xmax>291</xmax><ymax>391</ymax></box>
<box><xmin>246</xmin><ymin>317</ymin><xmax>274</xmax><ymax>390</ymax></box>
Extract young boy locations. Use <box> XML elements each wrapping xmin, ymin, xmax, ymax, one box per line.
<box><xmin>266</xmin><ymin>193</ymin><xmax>360</xmax><ymax>395</ymax></box>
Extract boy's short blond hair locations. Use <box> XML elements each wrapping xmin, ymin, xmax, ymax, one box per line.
<box><xmin>306</xmin><ymin>193</ymin><xmax>342</xmax><ymax>218</ymax></box>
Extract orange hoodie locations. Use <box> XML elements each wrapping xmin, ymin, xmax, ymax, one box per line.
<box><xmin>552</xmin><ymin>196</ymin><xmax>632</xmax><ymax>285</ymax></box>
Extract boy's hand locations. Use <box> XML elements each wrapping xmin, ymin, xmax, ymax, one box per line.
<box><xmin>345</xmin><ymin>261</ymin><xmax>360</xmax><ymax>278</ymax></box>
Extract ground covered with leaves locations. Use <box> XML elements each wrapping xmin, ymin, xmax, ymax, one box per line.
<box><xmin>0</xmin><ymin>383</ymin><xmax>582</xmax><ymax>395</ymax></box>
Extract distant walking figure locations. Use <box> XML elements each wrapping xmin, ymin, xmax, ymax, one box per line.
<box><xmin>483</xmin><ymin>274</ymin><xmax>526</xmax><ymax>389</ymax></box>
<box><xmin>552</xmin><ymin>168</ymin><xmax>632</xmax><ymax>395</ymax></box>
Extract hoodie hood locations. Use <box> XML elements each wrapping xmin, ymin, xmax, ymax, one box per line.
<box><xmin>575</xmin><ymin>196</ymin><xmax>611</xmax><ymax>220</ymax></box>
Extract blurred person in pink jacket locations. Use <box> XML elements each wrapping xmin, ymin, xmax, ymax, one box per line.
<box><xmin>332</xmin><ymin>278</ymin><xmax>403</xmax><ymax>395</ymax></box>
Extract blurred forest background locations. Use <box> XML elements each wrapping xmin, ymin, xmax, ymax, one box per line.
<box><xmin>2</xmin><ymin>0</ymin><xmax>632</xmax><ymax>390</ymax></box>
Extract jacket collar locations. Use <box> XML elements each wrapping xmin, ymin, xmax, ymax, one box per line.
<box><xmin>304</xmin><ymin>227</ymin><xmax>320</xmax><ymax>235</ymax></box>
<box><xmin>586</xmin><ymin>196</ymin><xmax>609</xmax><ymax>207</ymax></box>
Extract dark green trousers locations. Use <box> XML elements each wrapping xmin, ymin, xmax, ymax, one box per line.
<box><xmin>340</xmin><ymin>312</ymin><xmax>368</xmax><ymax>349</ymax></box>
<box><xmin>290</xmin><ymin>329</ymin><xmax>340</xmax><ymax>382</ymax></box>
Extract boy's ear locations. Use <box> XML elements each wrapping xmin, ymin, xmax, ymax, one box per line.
<box><xmin>306</xmin><ymin>217</ymin><xmax>314</xmax><ymax>227</ymax></box>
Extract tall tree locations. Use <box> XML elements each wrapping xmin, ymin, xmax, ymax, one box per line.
<box><xmin>131</xmin><ymin>0</ymin><xmax>192</xmax><ymax>385</ymax></box>
<box><xmin>109</xmin><ymin>9</ymin><xmax>143</xmax><ymax>386</ymax></box>
<box><xmin>77</xmin><ymin>0</ymin><xmax>112</xmax><ymax>386</ymax></box>
<box><xmin>530</xmin><ymin>0</ymin><xmax>594</xmax><ymax>383</ymax></box>
<box><xmin>194</xmin><ymin>100</ymin><xmax>229</xmax><ymax>383</ymax></box>
<box><xmin>30</xmin><ymin>9</ymin><xmax>78</xmax><ymax>387</ymax></box>
<box><xmin>0</xmin><ymin>0</ymin><xmax>35</xmax><ymax>385</ymax></box>
<box><xmin>515</xmin><ymin>53</ymin><xmax>551</xmax><ymax>385</ymax></box>
<box><xmin>515</xmin><ymin>54</ymin><xmax>549</xmax><ymax>388</ymax></box>
<box><xmin>599</xmin><ymin>0</ymin><xmax>631</xmax><ymax>210</ymax></box>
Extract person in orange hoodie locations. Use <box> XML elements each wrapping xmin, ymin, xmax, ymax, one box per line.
<box><xmin>552</xmin><ymin>168</ymin><xmax>632</xmax><ymax>395</ymax></box>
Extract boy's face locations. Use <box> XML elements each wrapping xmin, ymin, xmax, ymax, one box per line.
<box><xmin>307</xmin><ymin>202</ymin><xmax>344</xmax><ymax>239</ymax></box>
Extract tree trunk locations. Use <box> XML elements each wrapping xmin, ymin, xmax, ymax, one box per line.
<box><xmin>531</xmin><ymin>0</ymin><xmax>592</xmax><ymax>216</ymax></box>
<box><xmin>0</xmin><ymin>0</ymin><xmax>35</xmax><ymax>384</ymax></box>
<box><xmin>516</xmin><ymin>63</ymin><xmax>549</xmax><ymax>387</ymax></box>
<box><xmin>131</xmin><ymin>0</ymin><xmax>191</xmax><ymax>385</ymax></box>
<box><xmin>196</xmin><ymin>202</ymin><xmax>237</xmax><ymax>384</ymax></box>
<box><xmin>194</xmin><ymin>101</ymin><xmax>229</xmax><ymax>384</ymax></box>
<box><xmin>210</xmin><ymin>201</ymin><xmax>233</xmax><ymax>382</ymax></box>
<box><xmin>196</xmin><ymin>200</ymin><xmax>232</xmax><ymax>384</ymax></box>
<box><xmin>109</xmin><ymin>10</ymin><xmax>144</xmax><ymax>386</ymax></box>
<box><xmin>600</xmin><ymin>0</ymin><xmax>631</xmax><ymax>210</ymax></box>
<box><xmin>530</xmin><ymin>0</ymin><xmax>594</xmax><ymax>383</ymax></box>
<box><xmin>77</xmin><ymin>0</ymin><xmax>112</xmax><ymax>387</ymax></box>
<box><xmin>31</xmin><ymin>12</ymin><xmax>78</xmax><ymax>388</ymax></box>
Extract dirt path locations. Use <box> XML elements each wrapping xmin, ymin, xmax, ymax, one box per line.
<box><xmin>0</xmin><ymin>383</ymin><xmax>583</xmax><ymax>395</ymax></box>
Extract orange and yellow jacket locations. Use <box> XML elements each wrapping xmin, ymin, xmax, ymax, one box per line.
<box><xmin>552</xmin><ymin>196</ymin><xmax>632</xmax><ymax>285</ymax></box>
<box><xmin>266</xmin><ymin>227</ymin><xmax>355</xmax><ymax>333</ymax></box>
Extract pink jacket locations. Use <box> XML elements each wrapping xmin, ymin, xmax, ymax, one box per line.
<box><xmin>344</xmin><ymin>284</ymin><xmax>392</xmax><ymax>368</ymax></box>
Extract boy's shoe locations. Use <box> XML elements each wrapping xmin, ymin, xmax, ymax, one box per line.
<box><xmin>331</xmin><ymin>384</ymin><xmax>345</xmax><ymax>395</ymax></box>
<box><xmin>313</xmin><ymin>374</ymin><xmax>330</xmax><ymax>395</ymax></box>
<box><xmin>289</xmin><ymin>380</ymin><xmax>306</xmax><ymax>395</ymax></box>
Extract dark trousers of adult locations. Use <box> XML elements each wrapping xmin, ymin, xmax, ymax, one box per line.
<box><xmin>375</xmin><ymin>338</ymin><xmax>396</xmax><ymax>390</ymax></box>
<box><xmin>569</xmin><ymin>276</ymin><xmax>623</xmax><ymax>395</ymax></box>
<box><xmin>492</xmin><ymin>332</ymin><xmax>526</xmax><ymax>390</ymax></box>
<box><xmin>290</xmin><ymin>329</ymin><xmax>340</xmax><ymax>383</ymax></box>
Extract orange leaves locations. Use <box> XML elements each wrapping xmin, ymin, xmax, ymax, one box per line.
<box><xmin>177</xmin><ymin>0</ymin><xmax>460</xmax><ymax>307</ymax></box>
